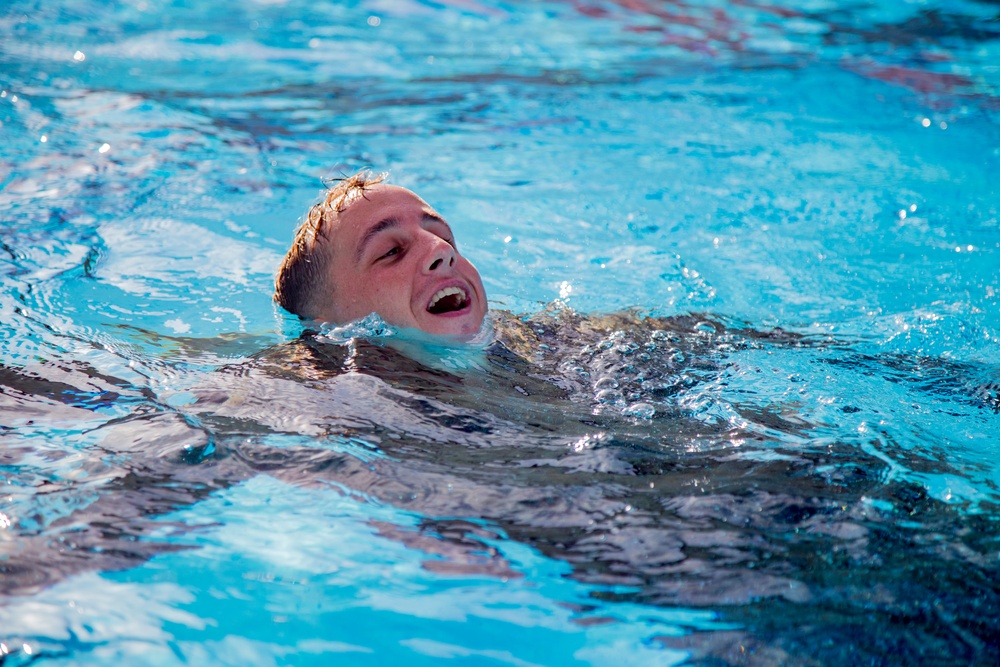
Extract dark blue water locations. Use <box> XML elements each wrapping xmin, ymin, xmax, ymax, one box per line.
<box><xmin>1</xmin><ymin>0</ymin><xmax>998</xmax><ymax>664</ymax></box>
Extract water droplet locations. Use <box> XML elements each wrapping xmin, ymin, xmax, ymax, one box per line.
<box><xmin>651</xmin><ymin>329</ymin><xmax>678</xmax><ymax>344</ymax></box>
<box><xmin>694</xmin><ymin>321</ymin><xmax>715</xmax><ymax>335</ymax></box>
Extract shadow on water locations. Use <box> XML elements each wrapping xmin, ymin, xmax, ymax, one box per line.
<box><xmin>2</xmin><ymin>310</ymin><xmax>998</xmax><ymax>665</ymax></box>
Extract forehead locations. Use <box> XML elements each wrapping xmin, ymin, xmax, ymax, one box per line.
<box><xmin>326</xmin><ymin>184</ymin><xmax>444</xmax><ymax>262</ymax></box>
<box><xmin>335</xmin><ymin>184</ymin><xmax>436</xmax><ymax>232</ymax></box>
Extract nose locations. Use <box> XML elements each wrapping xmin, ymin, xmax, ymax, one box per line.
<box><xmin>423</xmin><ymin>234</ymin><xmax>456</xmax><ymax>274</ymax></box>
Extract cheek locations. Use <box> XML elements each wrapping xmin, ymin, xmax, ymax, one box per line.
<box><xmin>369</xmin><ymin>267</ymin><xmax>415</xmax><ymax>306</ymax></box>
<box><xmin>336</xmin><ymin>276</ymin><xmax>381</xmax><ymax>318</ymax></box>
<box><xmin>460</xmin><ymin>258</ymin><xmax>484</xmax><ymax>287</ymax></box>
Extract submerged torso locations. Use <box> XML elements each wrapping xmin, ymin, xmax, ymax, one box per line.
<box><xmin>3</xmin><ymin>310</ymin><xmax>997</xmax><ymax>663</ymax></box>
<box><xmin>178</xmin><ymin>310</ymin><xmax>999</xmax><ymax>662</ymax></box>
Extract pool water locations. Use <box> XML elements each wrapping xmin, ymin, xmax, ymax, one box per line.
<box><xmin>1</xmin><ymin>0</ymin><xmax>999</xmax><ymax>664</ymax></box>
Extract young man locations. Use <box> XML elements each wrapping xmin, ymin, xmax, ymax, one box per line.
<box><xmin>275</xmin><ymin>171</ymin><xmax>488</xmax><ymax>337</ymax></box>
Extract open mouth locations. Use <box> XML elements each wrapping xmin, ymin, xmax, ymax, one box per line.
<box><xmin>427</xmin><ymin>286</ymin><xmax>470</xmax><ymax>315</ymax></box>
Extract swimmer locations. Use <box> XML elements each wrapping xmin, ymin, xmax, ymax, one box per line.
<box><xmin>274</xmin><ymin>171</ymin><xmax>488</xmax><ymax>337</ymax></box>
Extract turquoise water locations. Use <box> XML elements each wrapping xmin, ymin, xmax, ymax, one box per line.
<box><xmin>1</xmin><ymin>0</ymin><xmax>999</xmax><ymax>664</ymax></box>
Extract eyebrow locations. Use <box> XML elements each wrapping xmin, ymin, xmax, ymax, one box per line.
<box><xmin>354</xmin><ymin>213</ymin><xmax>452</xmax><ymax>264</ymax></box>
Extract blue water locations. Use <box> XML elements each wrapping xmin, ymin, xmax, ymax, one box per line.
<box><xmin>2</xmin><ymin>0</ymin><xmax>999</xmax><ymax>664</ymax></box>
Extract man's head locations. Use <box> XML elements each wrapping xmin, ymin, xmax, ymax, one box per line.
<box><xmin>275</xmin><ymin>171</ymin><xmax>488</xmax><ymax>336</ymax></box>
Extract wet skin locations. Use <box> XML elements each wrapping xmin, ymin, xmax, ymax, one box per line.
<box><xmin>314</xmin><ymin>185</ymin><xmax>488</xmax><ymax>337</ymax></box>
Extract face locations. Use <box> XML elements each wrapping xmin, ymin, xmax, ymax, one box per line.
<box><xmin>316</xmin><ymin>184</ymin><xmax>488</xmax><ymax>337</ymax></box>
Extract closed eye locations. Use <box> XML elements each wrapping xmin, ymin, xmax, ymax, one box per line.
<box><xmin>425</xmin><ymin>219</ymin><xmax>456</xmax><ymax>249</ymax></box>
<box><xmin>437</xmin><ymin>233</ymin><xmax>456</xmax><ymax>249</ymax></box>
<box><xmin>378</xmin><ymin>246</ymin><xmax>402</xmax><ymax>261</ymax></box>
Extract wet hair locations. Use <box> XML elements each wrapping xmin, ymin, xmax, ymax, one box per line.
<box><xmin>274</xmin><ymin>169</ymin><xmax>388</xmax><ymax>319</ymax></box>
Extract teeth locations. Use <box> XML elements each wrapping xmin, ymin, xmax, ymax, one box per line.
<box><xmin>428</xmin><ymin>286</ymin><xmax>466</xmax><ymax>309</ymax></box>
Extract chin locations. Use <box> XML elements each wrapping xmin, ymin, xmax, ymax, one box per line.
<box><xmin>419</xmin><ymin>312</ymin><xmax>486</xmax><ymax>338</ymax></box>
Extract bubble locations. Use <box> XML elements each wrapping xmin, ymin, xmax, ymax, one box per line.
<box><xmin>623</xmin><ymin>402</ymin><xmax>656</xmax><ymax>418</ymax></box>
<box><xmin>642</xmin><ymin>376</ymin><xmax>684</xmax><ymax>397</ymax></box>
<box><xmin>594</xmin><ymin>377</ymin><xmax>619</xmax><ymax>390</ymax></box>
<box><xmin>595</xmin><ymin>388</ymin><xmax>624</xmax><ymax>404</ymax></box>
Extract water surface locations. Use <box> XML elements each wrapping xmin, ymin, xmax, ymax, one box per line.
<box><xmin>1</xmin><ymin>0</ymin><xmax>999</xmax><ymax>665</ymax></box>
